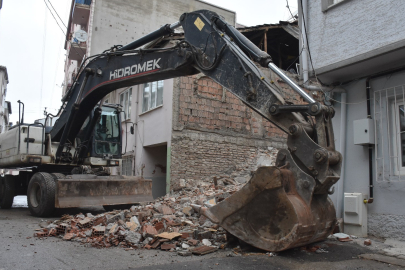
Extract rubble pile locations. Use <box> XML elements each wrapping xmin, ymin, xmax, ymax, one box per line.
<box><xmin>35</xmin><ymin>178</ymin><xmax>244</xmax><ymax>255</ymax></box>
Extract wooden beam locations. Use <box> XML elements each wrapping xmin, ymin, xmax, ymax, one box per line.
<box><xmin>264</xmin><ymin>30</ymin><xmax>268</xmax><ymax>52</ymax></box>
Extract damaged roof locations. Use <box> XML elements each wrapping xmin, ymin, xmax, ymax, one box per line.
<box><xmin>147</xmin><ymin>20</ymin><xmax>300</xmax><ymax>72</ymax></box>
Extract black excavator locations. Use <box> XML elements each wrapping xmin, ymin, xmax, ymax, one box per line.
<box><xmin>0</xmin><ymin>10</ymin><xmax>341</xmax><ymax>252</ymax></box>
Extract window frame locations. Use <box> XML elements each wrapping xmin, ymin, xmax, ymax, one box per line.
<box><xmin>321</xmin><ymin>0</ymin><xmax>350</xmax><ymax>12</ymax></box>
<box><xmin>391</xmin><ymin>100</ymin><xmax>405</xmax><ymax>175</ymax></box>
<box><xmin>142</xmin><ymin>81</ymin><xmax>164</xmax><ymax>113</ymax></box>
<box><xmin>119</xmin><ymin>87</ymin><xmax>132</xmax><ymax>121</ymax></box>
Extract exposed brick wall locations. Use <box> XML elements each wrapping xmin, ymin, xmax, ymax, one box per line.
<box><xmin>170</xmin><ymin>133</ymin><xmax>280</xmax><ymax>191</ymax></box>
<box><xmin>170</xmin><ymin>69</ymin><xmax>312</xmax><ymax>190</ymax></box>
<box><xmin>176</xmin><ymin>75</ymin><xmax>288</xmax><ymax>139</ymax></box>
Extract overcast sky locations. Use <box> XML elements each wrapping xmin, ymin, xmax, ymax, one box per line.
<box><xmin>0</xmin><ymin>0</ymin><xmax>297</xmax><ymax>123</ymax></box>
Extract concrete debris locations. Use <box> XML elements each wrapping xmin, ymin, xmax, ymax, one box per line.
<box><xmin>178</xmin><ymin>251</ymin><xmax>192</xmax><ymax>256</ymax></box>
<box><xmin>332</xmin><ymin>233</ymin><xmax>353</xmax><ymax>242</ymax></box>
<box><xmin>202</xmin><ymin>239</ymin><xmax>212</xmax><ymax>246</ymax></box>
<box><xmin>34</xmin><ymin>178</ymin><xmax>243</xmax><ymax>253</ymax></box>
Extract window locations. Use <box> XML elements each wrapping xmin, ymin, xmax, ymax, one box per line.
<box><xmin>142</xmin><ymin>81</ymin><xmax>163</xmax><ymax>113</ymax></box>
<box><xmin>121</xmin><ymin>156</ymin><xmax>133</xmax><ymax>176</ymax></box>
<box><xmin>321</xmin><ymin>0</ymin><xmax>347</xmax><ymax>11</ymax></box>
<box><xmin>119</xmin><ymin>88</ymin><xmax>132</xmax><ymax>120</ymax></box>
<box><xmin>394</xmin><ymin>102</ymin><xmax>405</xmax><ymax>173</ymax></box>
<box><xmin>374</xmin><ymin>85</ymin><xmax>405</xmax><ymax>180</ymax></box>
<box><xmin>94</xmin><ymin>107</ymin><xmax>121</xmax><ymax>156</ymax></box>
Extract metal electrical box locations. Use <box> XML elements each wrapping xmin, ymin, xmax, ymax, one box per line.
<box><xmin>353</xmin><ymin>119</ymin><xmax>374</xmax><ymax>145</ymax></box>
<box><xmin>344</xmin><ymin>192</ymin><xmax>367</xmax><ymax>237</ymax></box>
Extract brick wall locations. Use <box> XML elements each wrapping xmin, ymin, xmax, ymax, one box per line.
<box><xmin>170</xmin><ymin>133</ymin><xmax>279</xmax><ymax>190</ymax></box>
<box><xmin>170</xmin><ymin>70</ymin><xmax>312</xmax><ymax>190</ymax></box>
<box><xmin>175</xmin><ymin>74</ymin><xmax>289</xmax><ymax>138</ymax></box>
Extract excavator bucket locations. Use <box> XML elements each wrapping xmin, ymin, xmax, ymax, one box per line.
<box><xmin>55</xmin><ymin>175</ymin><xmax>153</xmax><ymax>208</ymax></box>
<box><xmin>195</xmin><ymin>166</ymin><xmax>336</xmax><ymax>252</ymax></box>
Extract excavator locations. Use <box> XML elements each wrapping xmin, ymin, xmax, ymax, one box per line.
<box><xmin>0</xmin><ymin>10</ymin><xmax>341</xmax><ymax>252</ymax></box>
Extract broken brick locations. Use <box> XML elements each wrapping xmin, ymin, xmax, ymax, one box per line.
<box><xmin>364</xmin><ymin>239</ymin><xmax>372</xmax><ymax>246</ymax></box>
<box><xmin>56</xmin><ymin>223</ymin><xmax>68</xmax><ymax>235</ymax></box>
<box><xmin>34</xmin><ymin>232</ymin><xmax>47</xmax><ymax>238</ymax></box>
<box><xmin>141</xmin><ymin>224</ymin><xmax>157</xmax><ymax>237</ymax></box>
<box><xmin>188</xmin><ymin>239</ymin><xmax>199</xmax><ymax>246</ymax></box>
<box><xmin>154</xmin><ymin>222</ymin><xmax>165</xmax><ymax>233</ymax></box>
<box><xmin>48</xmin><ymin>228</ymin><xmax>57</xmax><ymax>236</ymax></box>
<box><xmin>63</xmin><ymin>233</ymin><xmax>75</xmax><ymax>241</ymax></box>
<box><xmin>180</xmin><ymin>231</ymin><xmax>193</xmax><ymax>239</ymax></box>
<box><xmin>93</xmin><ymin>216</ymin><xmax>107</xmax><ymax>226</ymax></box>
<box><xmin>161</xmin><ymin>243</ymin><xmax>176</xmax><ymax>250</ymax></box>
<box><xmin>158</xmin><ymin>205</ymin><xmax>174</xmax><ymax>215</ymax></box>
<box><xmin>191</xmin><ymin>246</ymin><xmax>218</xmax><ymax>255</ymax></box>
<box><xmin>151</xmin><ymin>240</ymin><xmax>161</xmax><ymax>249</ymax></box>
<box><xmin>92</xmin><ymin>226</ymin><xmax>106</xmax><ymax>237</ymax></box>
<box><xmin>78</xmin><ymin>218</ymin><xmax>93</xmax><ymax>229</ymax></box>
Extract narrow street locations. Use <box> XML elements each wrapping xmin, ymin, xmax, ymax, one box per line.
<box><xmin>0</xmin><ymin>198</ymin><xmax>404</xmax><ymax>270</ymax></box>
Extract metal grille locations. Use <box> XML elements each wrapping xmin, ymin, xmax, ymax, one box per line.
<box><xmin>121</xmin><ymin>156</ymin><xmax>133</xmax><ymax>176</ymax></box>
<box><xmin>374</xmin><ymin>84</ymin><xmax>405</xmax><ymax>181</ymax></box>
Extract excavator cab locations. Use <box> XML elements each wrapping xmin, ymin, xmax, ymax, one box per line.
<box><xmin>76</xmin><ymin>104</ymin><xmax>122</xmax><ymax>160</ymax></box>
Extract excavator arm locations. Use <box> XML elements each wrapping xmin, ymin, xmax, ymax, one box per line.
<box><xmin>51</xmin><ymin>10</ymin><xmax>341</xmax><ymax>251</ymax></box>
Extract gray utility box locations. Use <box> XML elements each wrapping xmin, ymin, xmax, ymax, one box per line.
<box><xmin>353</xmin><ymin>118</ymin><xmax>374</xmax><ymax>145</ymax></box>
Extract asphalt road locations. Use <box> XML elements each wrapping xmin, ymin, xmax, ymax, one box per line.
<box><xmin>0</xmin><ymin>198</ymin><xmax>403</xmax><ymax>270</ymax></box>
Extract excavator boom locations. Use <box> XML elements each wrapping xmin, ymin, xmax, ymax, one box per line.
<box><xmin>50</xmin><ymin>10</ymin><xmax>341</xmax><ymax>251</ymax></box>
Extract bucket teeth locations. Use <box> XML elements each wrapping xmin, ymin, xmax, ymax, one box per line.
<box><xmin>191</xmin><ymin>204</ymin><xmax>219</xmax><ymax>224</ymax></box>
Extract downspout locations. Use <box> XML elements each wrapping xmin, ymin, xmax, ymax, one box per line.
<box><xmin>299</xmin><ymin>0</ymin><xmax>309</xmax><ymax>83</ymax></box>
<box><xmin>337</xmin><ymin>90</ymin><xmax>346</xmax><ymax>218</ymax></box>
<box><xmin>365</xmin><ymin>78</ymin><xmax>374</xmax><ymax>204</ymax></box>
<box><xmin>133</xmin><ymin>86</ymin><xmax>139</xmax><ymax>176</ymax></box>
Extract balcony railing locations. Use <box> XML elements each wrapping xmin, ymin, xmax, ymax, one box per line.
<box><xmin>75</xmin><ymin>0</ymin><xmax>91</xmax><ymax>5</ymax></box>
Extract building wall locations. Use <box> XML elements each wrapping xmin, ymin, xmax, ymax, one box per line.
<box><xmin>0</xmin><ymin>67</ymin><xmax>9</xmax><ymax>132</ymax></box>
<box><xmin>89</xmin><ymin>0</ymin><xmax>235</xmax><ymax>55</ymax></box>
<box><xmin>331</xmin><ymin>71</ymin><xmax>405</xmax><ymax>240</ymax></box>
<box><xmin>169</xmin><ymin>70</ymin><xmax>311</xmax><ymax>190</ymax></box>
<box><xmin>307</xmin><ymin>0</ymin><xmax>405</xmax><ymax>71</ymax></box>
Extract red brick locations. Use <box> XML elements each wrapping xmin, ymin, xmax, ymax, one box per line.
<box><xmin>141</xmin><ymin>224</ymin><xmax>157</xmax><ymax>236</ymax></box>
<box><xmin>161</xmin><ymin>243</ymin><xmax>176</xmax><ymax>250</ymax></box>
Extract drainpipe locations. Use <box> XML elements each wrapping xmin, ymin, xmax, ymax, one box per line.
<box><xmin>365</xmin><ymin>78</ymin><xmax>374</xmax><ymax>204</ymax></box>
<box><xmin>337</xmin><ymin>91</ymin><xmax>347</xmax><ymax>218</ymax></box>
<box><xmin>299</xmin><ymin>0</ymin><xmax>309</xmax><ymax>83</ymax></box>
<box><xmin>133</xmin><ymin>86</ymin><xmax>140</xmax><ymax>176</ymax></box>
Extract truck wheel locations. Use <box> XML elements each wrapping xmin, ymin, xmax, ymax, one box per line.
<box><xmin>27</xmin><ymin>172</ymin><xmax>56</xmax><ymax>217</ymax></box>
<box><xmin>51</xmin><ymin>173</ymin><xmax>65</xmax><ymax>180</ymax></box>
<box><xmin>0</xmin><ymin>176</ymin><xmax>15</xmax><ymax>209</ymax></box>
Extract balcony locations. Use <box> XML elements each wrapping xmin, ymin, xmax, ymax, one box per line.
<box><xmin>72</xmin><ymin>0</ymin><xmax>91</xmax><ymax>26</ymax></box>
<box><xmin>67</xmin><ymin>40</ymin><xmax>86</xmax><ymax>62</ymax></box>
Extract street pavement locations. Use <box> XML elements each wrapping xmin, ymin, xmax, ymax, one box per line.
<box><xmin>0</xmin><ymin>197</ymin><xmax>404</xmax><ymax>270</ymax></box>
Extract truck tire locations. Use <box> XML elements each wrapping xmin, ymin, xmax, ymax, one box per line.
<box><xmin>0</xmin><ymin>176</ymin><xmax>15</xmax><ymax>209</ymax></box>
<box><xmin>51</xmin><ymin>173</ymin><xmax>65</xmax><ymax>180</ymax></box>
<box><xmin>27</xmin><ymin>172</ymin><xmax>56</xmax><ymax>217</ymax></box>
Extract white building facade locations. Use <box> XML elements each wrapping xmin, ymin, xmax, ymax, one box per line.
<box><xmin>0</xmin><ymin>66</ymin><xmax>11</xmax><ymax>133</ymax></box>
<box><xmin>301</xmin><ymin>0</ymin><xmax>405</xmax><ymax>239</ymax></box>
